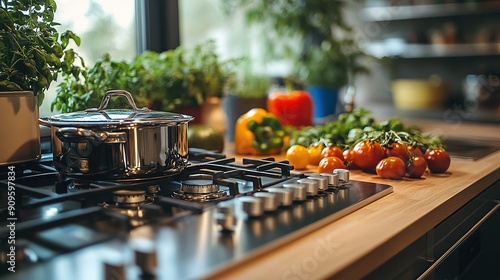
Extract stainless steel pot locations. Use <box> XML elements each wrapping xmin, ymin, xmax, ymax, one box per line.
<box><xmin>39</xmin><ymin>90</ymin><xmax>193</xmax><ymax>179</ymax></box>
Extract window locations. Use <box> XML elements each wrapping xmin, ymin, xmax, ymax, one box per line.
<box><xmin>43</xmin><ymin>0</ymin><xmax>287</xmax><ymax>116</ymax></box>
<box><xmin>179</xmin><ymin>0</ymin><xmax>292</xmax><ymax>78</ymax></box>
<box><xmin>40</xmin><ymin>0</ymin><xmax>137</xmax><ymax>116</ymax></box>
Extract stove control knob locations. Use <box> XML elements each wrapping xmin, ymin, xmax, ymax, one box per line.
<box><xmin>254</xmin><ymin>192</ymin><xmax>279</xmax><ymax>212</ymax></box>
<box><xmin>135</xmin><ymin>249</ymin><xmax>158</xmax><ymax>277</ymax></box>
<box><xmin>283</xmin><ymin>183</ymin><xmax>307</xmax><ymax>201</ymax></box>
<box><xmin>241</xmin><ymin>197</ymin><xmax>264</xmax><ymax>217</ymax></box>
<box><xmin>267</xmin><ymin>187</ymin><xmax>294</xmax><ymax>207</ymax></box>
<box><xmin>131</xmin><ymin>238</ymin><xmax>157</xmax><ymax>277</ymax></box>
<box><xmin>216</xmin><ymin>212</ymin><xmax>237</xmax><ymax>232</ymax></box>
<box><xmin>104</xmin><ymin>262</ymin><xmax>126</xmax><ymax>280</ymax></box>
<box><xmin>334</xmin><ymin>169</ymin><xmax>350</xmax><ymax>185</ymax></box>
<box><xmin>217</xmin><ymin>202</ymin><xmax>234</xmax><ymax>215</ymax></box>
<box><xmin>320</xmin><ymin>172</ymin><xmax>340</xmax><ymax>187</ymax></box>
<box><xmin>307</xmin><ymin>175</ymin><xmax>328</xmax><ymax>191</ymax></box>
<box><xmin>297</xmin><ymin>178</ymin><xmax>319</xmax><ymax>196</ymax></box>
<box><xmin>216</xmin><ymin>202</ymin><xmax>237</xmax><ymax>232</ymax></box>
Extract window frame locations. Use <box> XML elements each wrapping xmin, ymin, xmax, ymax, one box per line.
<box><xmin>135</xmin><ymin>0</ymin><xmax>180</xmax><ymax>53</ymax></box>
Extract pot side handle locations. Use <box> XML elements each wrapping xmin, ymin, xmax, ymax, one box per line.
<box><xmin>56</xmin><ymin>127</ymin><xmax>127</xmax><ymax>145</ymax></box>
<box><xmin>56</xmin><ymin>127</ymin><xmax>108</xmax><ymax>145</ymax></box>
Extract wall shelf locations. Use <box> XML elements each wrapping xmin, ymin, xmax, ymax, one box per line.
<box><xmin>361</xmin><ymin>2</ymin><xmax>500</xmax><ymax>21</ymax></box>
<box><xmin>355</xmin><ymin>1</ymin><xmax>500</xmax><ymax>120</ymax></box>
<box><xmin>367</xmin><ymin>42</ymin><xmax>500</xmax><ymax>58</ymax></box>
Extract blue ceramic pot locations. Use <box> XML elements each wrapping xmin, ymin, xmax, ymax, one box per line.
<box><xmin>307</xmin><ymin>85</ymin><xmax>339</xmax><ymax>119</ymax></box>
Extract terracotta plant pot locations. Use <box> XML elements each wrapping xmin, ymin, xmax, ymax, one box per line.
<box><xmin>201</xmin><ymin>96</ymin><xmax>226</xmax><ymax>135</ymax></box>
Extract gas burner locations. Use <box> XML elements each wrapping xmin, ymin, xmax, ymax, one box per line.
<box><xmin>172</xmin><ymin>189</ymin><xmax>229</xmax><ymax>202</ymax></box>
<box><xmin>0</xmin><ymin>148</ymin><xmax>396</xmax><ymax>280</ymax></box>
<box><xmin>100</xmin><ymin>190</ymin><xmax>149</xmax><ymax>226</ymax></box>
<box><xmin>181</xmin><ymin>179</ymin><xmax>220</xmax><ymax>194</ymax></box>
<box><xmin>172</xmin><ymin>178</ymin><xmax>229</xmax><ymax>202</ymax></box>
<box><xmin>113</xmin><ymin>190</ymin><xmax>146</xmax><ymax>207</ymax></box>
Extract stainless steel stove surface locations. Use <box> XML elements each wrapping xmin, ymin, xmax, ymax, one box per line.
<box><xmin>0</xmin><ymin>149</ymin><xmax>393</xmax><ymax>280</ymax></box>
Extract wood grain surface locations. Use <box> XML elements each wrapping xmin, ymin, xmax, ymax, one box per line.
<box><xmin>203</xmin><ymin>120</ymin><xmax>500</xmax><ymax>280</ymax></box>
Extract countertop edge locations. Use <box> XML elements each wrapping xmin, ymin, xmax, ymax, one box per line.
<box><xmin>332</xmin><ymin>166</ymin><xmax>500</xmax><ymax>280</ymax></box>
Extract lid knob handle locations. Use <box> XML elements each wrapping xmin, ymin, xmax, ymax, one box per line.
<box><xmin>85</xmin><ymin>90</ymin><xmax>150</xmax><ymax>113</ymax></box>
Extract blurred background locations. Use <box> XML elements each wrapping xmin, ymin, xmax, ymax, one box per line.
<box><xmin>40</xmin><ymin>0</ymin><xmax>500</xmax><ymax>125</ymax></box>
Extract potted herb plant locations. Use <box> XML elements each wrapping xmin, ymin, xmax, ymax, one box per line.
<box><xmin>221</xmin><ymin>65</ymin><xmax>272</xmax><ymax>141</ymax></box>
<box><xmin>0</xmin><ymin>0</ymin><xmax>81</xmax><ymax>165</ymax></box>
<box><xmin>53</xmin><ymin>40</ymin><xmax>238</xmax><ymax>125</ymax></box>
<box><xmin>297</xmin><ymin>37</ymin><xmax>368</xmax><ymax>120</ymax></box>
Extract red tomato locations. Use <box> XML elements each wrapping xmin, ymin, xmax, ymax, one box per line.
<box><xmin>385</xmin><ymin>142</ymin><xmax>409</xmax><ymax>163</ymax></box>
<box><xmin>318</xmin><ymin>156</ymin><xmax>346</xmax><ymax>173</ymax></box>
<box><xmin>343</xmin><ymin>149</ymin><xmax>359</xmax><ymax>170</ymax></box>
<box><xmin>406</xmin><ymin>156</ymin><xmax>428</xmax><ymax>178</ymax></box>
<box><xmin>321</xmin><ymin>146</ymin><xmax>344</xmax><ymax>160</ymax></box>
<box><xmin>352</xmin><ymin>140</ymin><xmax>386</xmax><ymax>172</ymax></box>
<box><xmin>376</xmin><ymin>157</ymin><xmax>406</xmax><ymax>179</ymax></box>
<box><xmin>266</xmin><ymin>91</ymin><xmax>313</xmax><ymax>127</ymax></box>
<box><xmin>408</xmin><ymin>145</ymin><xmax>424</xmax><ymax>157</ymax></box>
<box><xmin>424</xmin><ymin>149</ymin><xmax>451</xmax><ymax>174</ymax></box>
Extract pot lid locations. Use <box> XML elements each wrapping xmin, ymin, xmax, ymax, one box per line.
<box><xmin>39</xmin><ymin>90</ymin><xmax>194</xmax><ymax>127</ymax></box>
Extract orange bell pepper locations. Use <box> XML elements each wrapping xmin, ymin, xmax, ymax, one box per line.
<box><xmin>234</xmin><ymin>108</ymin><xmax>286</xmax><ymax>155</ymax></box>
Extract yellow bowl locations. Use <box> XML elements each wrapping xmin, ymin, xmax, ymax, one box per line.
<box><xmin>391</xmin><ymin>78</ymin><xmax>448</xmax><ymax>110</ymax></box>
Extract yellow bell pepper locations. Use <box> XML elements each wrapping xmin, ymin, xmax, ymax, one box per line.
<box><xmin>234</xmin><ymin>108</ymin><xmax>287</xmax><ymax>155</ymax></box>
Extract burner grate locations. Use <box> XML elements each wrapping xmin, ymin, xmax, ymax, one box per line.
<box><xmin>0</xmin><ymin>148</ymin><xmax>395</xmax><ymax>280</ymax></box>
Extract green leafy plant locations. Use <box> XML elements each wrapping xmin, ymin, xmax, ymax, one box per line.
<box><xmin>232</xmin><ymin>73</ymin><xmax>271</xmax><ymax>98</ymax></box>
<box><xmin>52</xmin><ymin>54</ymin><xmax>139</xmax><ymax>112</ymax></box>
<box><xmin>226</xmin><ymin>58</ymin><xmax>271</xmax><ymax>98</ymax></box>
<box><xmin>0</xmin><ymin>0</ymin><xmax>82</xmax><ymax>104</ymax></box>
<box><xmin>288</xmin><ymin>108</ymin><xmax>443</xmax><ymax>151</ymax></box>
<box><xmin>223</xmin><ymin>0</ymin><xmax>369</xmax><ymax>88</ymax></box>
<box><xmin>53</xmin><ymin>40</ymin><xmax>239</xmax><ymax>112</ymax></box>
<box><xmin>297</xmin><ymin>38</ymin><xmax>368</xmax><ymax>88</ymax></box>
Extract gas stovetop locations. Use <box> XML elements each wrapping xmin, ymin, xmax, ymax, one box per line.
<box><xmin>0</xmin><ymin>149</ymin><xmax>392</xmax><ymax>279</ymax></box>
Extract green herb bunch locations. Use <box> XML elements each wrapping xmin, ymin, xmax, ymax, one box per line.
<box><xmin>288</xmin><ymin>108</ymin><xmax>444</xmax><ymax>152</ymax></box>
<box><xmin>0</xmin><ymin>0</ymin><xmax>82</xmax><ymax>104</ymax></box>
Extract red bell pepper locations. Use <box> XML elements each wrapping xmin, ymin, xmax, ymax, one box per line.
<box><xmin>266</xmin><ymin>90</ymin><xmax>313</xmax><ymax>127</ymax></box>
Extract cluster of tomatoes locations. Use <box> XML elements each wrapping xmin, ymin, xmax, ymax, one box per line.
<box><xmin>285</xmin><ymin>141</ymin><xmax>451</xmax><ymax>179</ymax></box>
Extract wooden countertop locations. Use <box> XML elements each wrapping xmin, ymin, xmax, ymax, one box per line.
<box><xmin>204</xmin><ymin>120</ymin><xmax>500</xmax><ymax>280</ymax></box>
